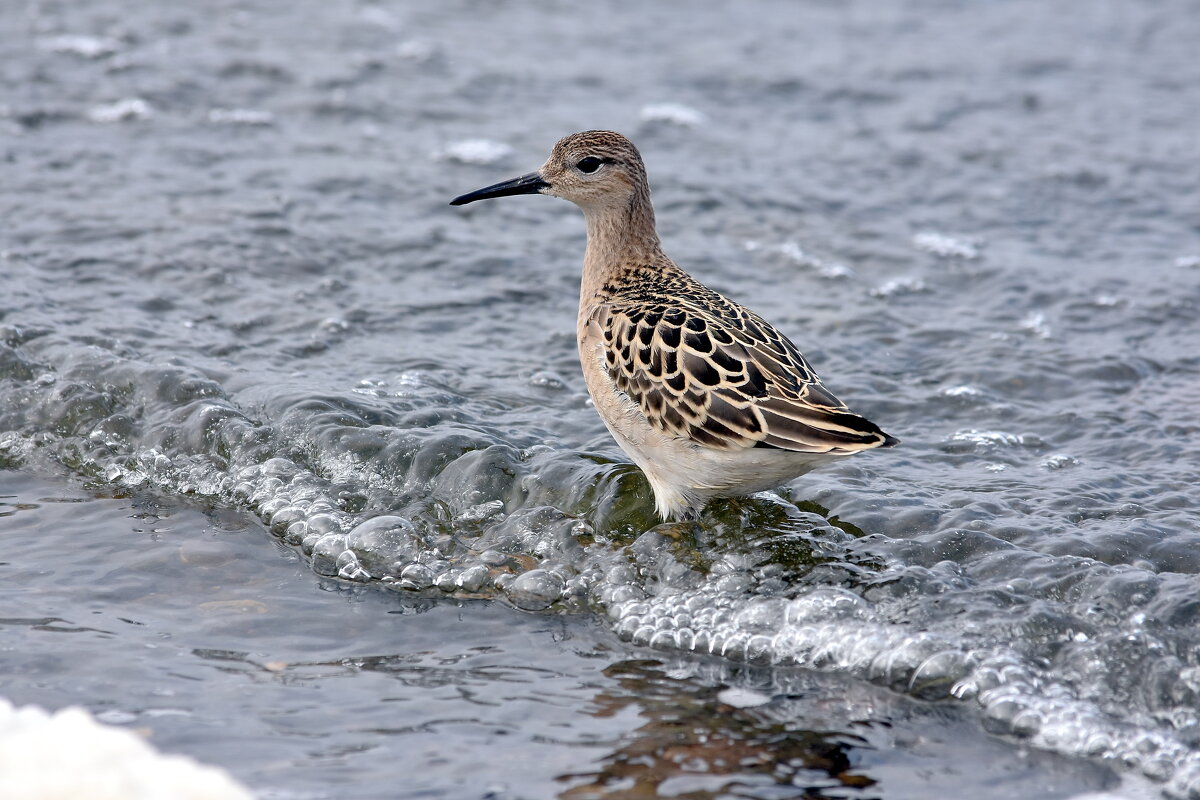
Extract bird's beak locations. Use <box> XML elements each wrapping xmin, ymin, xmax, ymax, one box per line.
<box><xmin>449</xmin><ymin>172</ymin><xmax>550</xmax><ymax>206</ymax></box>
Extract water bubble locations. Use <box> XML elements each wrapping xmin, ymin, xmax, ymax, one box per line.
<box><xmin>527</xmin><ymin>371</ymin><xmax>567</xmax><ymax>390</ymax></box>
<box><xmin>733</xmin><ymin>600</ymin><xmax>787</xmax><ymax>634</ymax></box>
<box><xmin>269</xmin><ymin>505</ymin><xmax>305</xmax><ymax>536</ymax></box>
<box><xmin>628</xmin><ymin>624</ymin><xmax>652</xmax><ymax>646</ymax></box>
<box><xmin>1011</xmin><ymin>708</ymin><xmax>1043</xmax><ymax>736</ymax></box>
<box><xmin>398</xmin><ymin>563</ymin><xmax>434</xmax><ymax>590</ymax></box>
<box><xmin>909</xmin><ymin>650</ymin><xmax>971</xmax><ymax>699</ymax></box>
<box><xmin>563</xmin><ymin>573</ymin><xmax>594</xmax><ymax>602</ymax></box>
<box><xmin>479</xmin><ymin>549</ymin><xmax>508</xmax><ymax>567</ymax></box>
<box><xmin>123</xmin><ymin>468</ymin><xmax>148</xmax><ymax>487</ymax></box>
<box><xmin>306</xmin><ymin>513</ymin><xmax>344</xmax><ymax>536</ymax></box>
<box><xmin>455</xmin><ymin>500</ymin><xmax>504</xmax><ymax>524</ymax></box>
<box><xmin>310</xmin><ymin>533</ymin><xmax>349</xmax><ymax>576</ymax></box>
<box><xmin>336</xmin><ymin>551</ymin><xmax>370</xmax><ymax>582</ymax></box>
<box><xmin>711</xmin><ymin>573</ymin><xmax>753</xmax><ymax>594</ymax></box>
<box><xmin>605</xmin><ymin>585</ymin><xmax>644</xmax><ymax>604</ymax></box>
<box><xmin>259</xmin><ymin>497</ymin><xmax>288</xmax><ymax>520</ymax></box>
<box><xmin>715</xmin><ymin>631</ymin><xmax>749</xmax><ymax>661</ymax></box>
<box><xmin>1041</xmin><ymin>453</ymin><xmax>1078</xmax><ymax>470</ymax></box>
<box><xmin>1142</xmin><ymin>756</ymin><xmax>1175</xmax><ymax>782</ymax></box>
<box><xmin>506</xmin><ymin>569</ymin><xmax>565</xmax><ymax>611</ymax></box>
<box><xmin>283</xmin><ymin>521</ymin><xmax>308</xmax><ymax>546</ymax></box>
<box><xmin>605</xmin><ymin>564</ymin><xmax>638</xmax><ymax>586</ymax></box>
<box><xmin>346</xmin><ymin>516</ymin><xmax>423</xmax><ymax>576</ymax></box>
<box><xmin>260</xmin><ymin>458</ymin><xmax>297</xmax><ymax>479</ymax></box>
<box><xmin>648</xmin><ymin>629</ymin><xmax>676</xmax><ymax>649</ymax></box>
<box><xmin>317</xmin><ymin>317</ymin><xmax>349</xmax><ymax>334</ymax></box>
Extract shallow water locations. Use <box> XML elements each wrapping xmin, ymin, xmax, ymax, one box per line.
<box><xmin>2</xmin><ymin>0</ymin><xmax>1199</xmax><ymax>797</ymax></box>
<box><xmin>0</xmin><ymin>470</ymin><xmax>1125</xmax><ymax>798</ymax></box>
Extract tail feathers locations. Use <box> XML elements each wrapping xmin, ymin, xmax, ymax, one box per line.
<box><xmin>756</xmin><ymin>398</ymin><xmax>898</xmax><ymax>453</ymax></box>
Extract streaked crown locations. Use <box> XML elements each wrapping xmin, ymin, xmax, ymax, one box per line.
<box><xmin>539</xmin><ymin>130</ymin><xmax>650</xmax><ymax>209</ymax></box>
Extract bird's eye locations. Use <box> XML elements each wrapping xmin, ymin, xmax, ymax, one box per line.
<box><xmin>576</xmin><ymin>156</ymin><xmax>604</xmax><ymax>174</ymax></box>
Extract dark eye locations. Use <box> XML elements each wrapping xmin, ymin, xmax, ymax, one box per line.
<box><xmin>576</xmin><ymin>156</ymin><xmax>604</xmax><ymax>173</ymax></box>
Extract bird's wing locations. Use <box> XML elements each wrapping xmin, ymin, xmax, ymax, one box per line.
<box><xmin>588</xmin><ymin>298</ymin><xmax>896</xmax><ymax>453</ymax></box>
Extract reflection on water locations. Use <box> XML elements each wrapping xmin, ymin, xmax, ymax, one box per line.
<box><xmin>560</xmin><ymin>658</ymin><xmax>873</xmax><ymax>800</ymax></box>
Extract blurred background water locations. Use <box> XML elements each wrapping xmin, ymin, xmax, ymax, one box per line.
<box><xmin>1</xmin><ymin>0</ymin><xmax>1198</xmax><ymax>797</ymax></box>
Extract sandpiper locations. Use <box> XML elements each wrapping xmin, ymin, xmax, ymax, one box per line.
<box><xmin>451</xmin><ymin>131</ymin><xmax>897</xmax><ymax>520</ymax></box>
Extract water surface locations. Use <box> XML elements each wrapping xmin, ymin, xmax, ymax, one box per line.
<box><xmin>2</xmin><ymin>0</ymin><xmax>1199</xmax><ymax>797</ymax></box>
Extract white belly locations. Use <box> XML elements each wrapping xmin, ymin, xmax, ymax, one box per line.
<box><xmin>578</xmin><ymin>332</ymin><xmax>835</xmax><ymax>519</ymax></box>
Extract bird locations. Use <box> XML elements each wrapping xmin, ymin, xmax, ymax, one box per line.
<box><xmin>450</xmin><ymin>131</ymin><xmax>897</xmax><ymax>521</ymax></box>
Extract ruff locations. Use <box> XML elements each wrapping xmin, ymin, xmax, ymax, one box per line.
<box><xmin>451</xmin><ymin>131</ymin><xmax>897</xmax><ymax>519</ymax></box>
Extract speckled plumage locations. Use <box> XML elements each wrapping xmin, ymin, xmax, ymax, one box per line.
<box><xmin>452</xmin><ymin>131</ymin><xmax>897</xmax><ymax>519</ymax></box>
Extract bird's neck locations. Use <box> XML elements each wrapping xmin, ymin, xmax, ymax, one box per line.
<box><xmin>580</xmin><ymin>188</ymin><xmax>664</xmax><ymax>303</ymax></box>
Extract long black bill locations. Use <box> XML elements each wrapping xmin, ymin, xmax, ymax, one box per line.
<box><xmin>449</xmin><ymin>172</ymin><xmax>550</xmax><ymax>206</ymax></box>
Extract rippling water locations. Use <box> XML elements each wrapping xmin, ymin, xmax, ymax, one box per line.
<box><xmin>3</xmin><ymin>0</ymin><xmax>1199</xmax><ymax>797</ymax></box>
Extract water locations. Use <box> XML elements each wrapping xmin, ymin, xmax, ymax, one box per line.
<box><xmin>2</xmin><ymin>0</ymin><xmax>1199</xmax><ymax>797</ymax></box>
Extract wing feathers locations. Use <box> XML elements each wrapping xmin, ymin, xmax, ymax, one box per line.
<box><xmin>592</xmin><ymin>287</ymin><xmax>896</xmax><ymax>455</ymax></box>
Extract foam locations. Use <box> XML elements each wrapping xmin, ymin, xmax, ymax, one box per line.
<box><xmin>0</xmin><ymin>699</ymin><xmax>253</xmax><ymax>800</ymax></box>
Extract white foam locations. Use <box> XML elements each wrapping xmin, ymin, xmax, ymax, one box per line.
<box><xmin>88</xmin><ymin>98</ymin><xmax>153</xmax><ymax>123</ymax></box>
<box><xmin>744</xmin><ymin>240</ymin><xmax>855</xmax><ymax>279</ymax></box>
<box><xmin>639</xmin><ymin>103</ymin><xmax>706</xmax><ymax>127</ymax></box>
<box><xmin>603</xmin><ymin>579</ymin><xmax>1200</xmax><ymax>794</ymax></box>
<box><xmin>1041</xmin><ymin>453</ymin><xmax>1079</xmax><ymax>470</ymax></box>
<box><xmin>207</xmin><ymin>108</ymin><xmax>274</xmax><ymax>126</ymax></box>
<box><xmin>913</xmin><ymin>231</ymin><xmax>981</xmax><ymax>259</ymax></box>
<box><xmin>0</xmin><ymin>699</ymin><xmax>253</xmax><ymax>800</ymax></box>
<box><xmin>396</xmin><ymin>40</ymin><xmax>436</xmax><ymax>61</ymax></box>
<box><xmin>439</xmin><ymin>139</ymin><xmax>513</xmax><ymax>165</ymax></box>
<box><xmin>871</xmin><ymin>276</ymin><xmax>928</xmax><ymax>297</ymax></box>
<box><xmin>716</xmin><ymin>687</ymin><xmax>772</xmax><ymax>708</ymax></box>
<box><xmin>1019</xmin><ymin>311</ymin><xmax>1052</xmax><ymax>338</ymax></box>
<box><xmin>947</xmin><ymin>429</ymin><xmax>1029</xmax><ymax>448</ymax></box>
<box><xmin>39</xmin><ymin>35</ymin><xmax>120</xmax><ymax>59</ymax></box>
